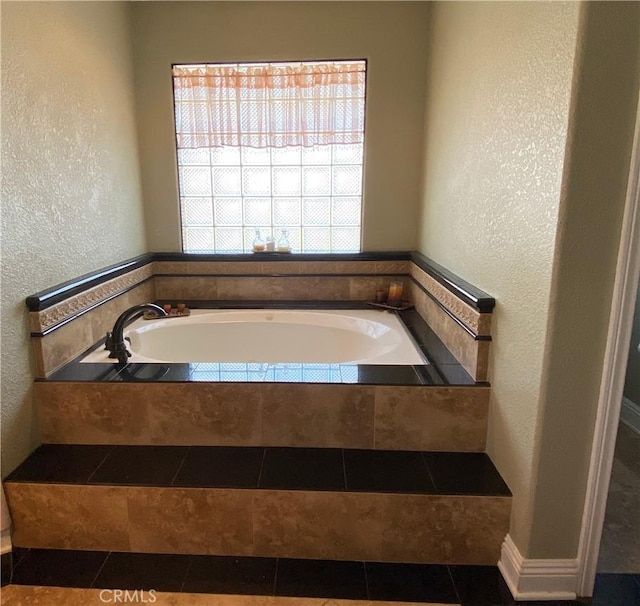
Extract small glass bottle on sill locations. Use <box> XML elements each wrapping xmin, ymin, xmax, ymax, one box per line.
<box><xmin>277</xmin><ymin>229</ymin><xmax>291</xmax><ymax>253</ymax></box>
<box><xmin>252</xmin><ymin>229</ymin><xmax>265</xmax><ymax>252</ymax></box>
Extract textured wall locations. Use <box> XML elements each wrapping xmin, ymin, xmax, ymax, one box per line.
<box><xmin>1</xmin><ymin>1</ymin><xmax>147</xmax><ymax>476</ymax></box>
<box><xmin>528</xmin><ymin>1</ymin><xmax>640</xmax><ymax>558</ymax></box>
<box><xmin>131</xmin><ymin>1</ymin><xmax>430</xmax><ymax>252</ymax></box>
<box><xmin>417</xmin><ymin>1</ymin><xmax>580</xmax><ymax>555</ymax></box>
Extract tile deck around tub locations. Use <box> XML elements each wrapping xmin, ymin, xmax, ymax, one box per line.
<box><xmin>45</xmin><ymin>303</ymin><xmax>482</xmax><ymax>386</ymax></box>
<box><xmin>5</xmin><ymin>445</ymin><xmax>511</xmax><ymax>496</ymax></box>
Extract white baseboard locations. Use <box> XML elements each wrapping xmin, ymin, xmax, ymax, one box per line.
<box><xmin>621</xmin><ymin>397</ymin><xmax>640</xmax><ymax>434</ymax></box>
<box><xmin>498</xmin><ymin>535</ymin><xmax>578</xmax><ymax>601</ymax></box>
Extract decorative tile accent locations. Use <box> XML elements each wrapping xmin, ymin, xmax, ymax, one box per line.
<box><xmin>409</xmin><ymin>282</ymin><xmax>487</xmax><ymax>381</ymax></box>
<box><xmin>410</xmin><ymin>264</ymin><xmax>490</xmax><ymax>336</ymax></box>
<box><xmin>31</xmin><ymin>265</ymin><xmax>153</xmax><ymax>333</ymax></box>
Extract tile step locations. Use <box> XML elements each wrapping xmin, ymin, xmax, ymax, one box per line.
<box><xmin>6</xmin><ymin>445</ymin><xmax>511</xmax><ymax>496</ymax></box>
<box><xmin>5</xmin><ymin>446</ymin><xmax>511</xmax><ymax>564</ymax></box>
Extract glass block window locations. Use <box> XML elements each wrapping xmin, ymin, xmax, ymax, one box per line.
<box><xmin>173</xmin><ymin>61</ymin><xmax>366</xmax><ymax>253</ymax></box>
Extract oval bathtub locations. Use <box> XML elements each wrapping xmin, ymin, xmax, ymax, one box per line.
<box><xmin>83</xmin><ymin>309</ymin><xmax>425</xmax><ymax>365</ymax></box>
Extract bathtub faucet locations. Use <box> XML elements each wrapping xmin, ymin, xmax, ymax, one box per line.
<box><xmin>105</xmin><ymin>303</ymin><xmax>168</xmax><ymax>364</ymax></box>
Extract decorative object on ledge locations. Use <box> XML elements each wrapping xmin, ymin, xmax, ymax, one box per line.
<box><xmin>145</xmin><ymin>304</ymin><xmax>191</xmax><ymax>319</ymax></box>
<box><xmin>367</xmin><ymin>301</ymin><xmax>414</xmax><ymax>312</ymax></box>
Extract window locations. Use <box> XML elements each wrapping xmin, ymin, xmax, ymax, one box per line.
<box><xmin>172</xmin><ymin>60</ymin><xmax>366</xmax><ymax>253</ymax></box>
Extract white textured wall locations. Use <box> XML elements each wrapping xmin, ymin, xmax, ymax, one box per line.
<box><xmin>1</xmin><ymin>1</ymin><xmax>147</xmax><ymax>476</ymax></box>
<box><xmin>132</xmin><ymin>1</ymin><xmax>430</xmax><ymax>252</ymax></box>
<box><xmin>417</xmin><ymin>1</ymin><xmax>581</xmax><ymax>554</ymax></box>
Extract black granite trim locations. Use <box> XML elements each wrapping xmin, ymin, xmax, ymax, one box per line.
<box><xmin>173</xmin><ymin>446</ymin><xmax>264</xmax><ymax>488</ymax></box>
<box><xmin>344</xmin><ymin>449</ymin><xmax>436</xmax><ymax>494</ymax></box>
<box><xmin>5</xmin><ymin>445</ymin><xmax>114</xmax><ymax>484</ymax></box>
<box><xmin>183</xmin><ymin>555</ymin><xmax>277</xmax><ymax>595</ymax></box>
<box><xmin>30</xmin><ymin>277</ymin><xmax>155</xmax><ymax>338</ymax></box>
<box><xmin>5</xmin><ymin>445</ymin><xmax>511</xmax><ymax>497</ymax></box>
<box><xmin>11</xmin><ymin>548</ymin><xmax>108</xmax><ymax>588</ymax></box>
<box><xmin>260</xmin><ymin>448</ymin><xmax>346</xmax><ymax>491</ymax></box>
<box><xmin>276</xmin><ymin>558</ymin><xmax>368</xmax><ymax>599</ymax></box>
<box><xmin>410</xmin><ymin>251</ymin><xmax>495</xmax><ymax>313</ymax></box>
<box><xmin>410</xmin><ymin>276</ymin><xmax>492</xmax><ymax>342</ymax></box>
<box><xmin>366</xmin><ymin>562</ymin><xmax>459</xmax><ymax>604</ymax></box>
<box><xmin>5</xmin><ymin>548</ymin><xmax>599</xmax><ymax>604</ymax></box>
<box><xmin>423</xmin><ymin>452</ymin><xmax>511</xmax><ymax>496</ymax></box>
<box><xmin>26</xmin><ymin>254</ymin><xmax>154</xmax><ymax>312</ymax></box>
<box><xmin>155</xmin><ymin>251</ymin><xmax>412</xmax><ymax>263</ymax></box>
<box><xmin>88</xmin><ymin>446</ymin><xmax>189</xmax><ymax>486</ymax></box>
<box><xmin>156</xmin><ymin>272</ymin><xmax>407</xmax><ymax>279</ymax></box>
<box><xmin>1</xmin><ymin>552</ymin><xmax>11</xmax><ymax>587</ymax></box>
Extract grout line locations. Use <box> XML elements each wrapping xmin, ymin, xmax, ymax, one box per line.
<box><xmin>421</xmin><ymin>452</ymin><xmax>438</xmax><ymax>492</ymax></box>
<box><xmin>89</xmin><ymin>551</ymin><xmax>111</xmax><ymax>588</ymax></box>
<box><xmin>341</xmin><ymin>449</ymin><xmax>348</xmax><ymax>490</ymax></box>
<box><xmin>86</xmin><ymin>445</ymin><xmax>116</xmax><ymax>484</ymax></box>
<box><xmin>272</xmin><ymin>557</ymin><xmax>279</xmax><ymax>597</ymax></box>
<box><xmin>363</xmin><ymin>560</ymin><xmax>370</xmax><ymax>600</ymax></box>
<box><xmin>257</xmin><ymin>447</ymin><xmax>267</xmax><ymax>488</ymax></box>
<box><xmin>446</xmin><ymin>564</ymin><xmax>462</xmax><ymax>605</ymax></box>
<box><xmin>170</xmin><ymin>447</ymin><xmax>190</xmax><ymax>486</ymax></box>
<box><xmin>179</xmin><ymin>556</ymin><xmax>194</xmax><ymax>593</ymax></box>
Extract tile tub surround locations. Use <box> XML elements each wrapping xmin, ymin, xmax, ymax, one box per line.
<box><xmin>35</xmin><ymin>382</ymin><xmax>490</xmax><ymax>451</ymax></box>
<box><xmin>26</xmin><ymin>251</ymin><xmax>495</xmax><ymax>380</ymax></box>
<box><xmin>31</xmin><ymin>279</ymin><xmax>156</xmax><ymax>378</ymax></box>
<box><xmin>5</xmin><ymin>445</ymin><xmax>511</xmax><ymax>564</ymax></box>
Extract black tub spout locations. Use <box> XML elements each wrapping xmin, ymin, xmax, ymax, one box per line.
<box><xmin>105</xmin><ymin>303</ymin><xmax>168</xmax><ymax>364</ymax></box>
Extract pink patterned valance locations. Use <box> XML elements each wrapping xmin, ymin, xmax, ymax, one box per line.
<box><xmin>172</xmin><ymin>61</ymin><xmax>366</xmax><ymax>149</ymax></box>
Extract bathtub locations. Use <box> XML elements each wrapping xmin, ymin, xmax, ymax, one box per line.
<box><xmin>82</xmin><ymin>309</ymin><xmax>425</xmax><ymax>365</ymax></box>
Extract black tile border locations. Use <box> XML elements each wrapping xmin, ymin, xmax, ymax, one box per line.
<box><xmin>154</xmin><ymin>251</ymin><xmax>412</xmax><ymax>263</ymax></box>
<box><xmin>43</xmin><ymin>304</ymin><xmax>479</xmax><ymax>386</ymax></box>
<box><xmin>3</xmin><ymin>549</ymin><xmax>596</xmax><ymax>604</ymax></box>
<box><xmin>5</xmin><ymin>445</ymin><xmax>511</xmax><ymax>497</ymax></box>
<box><xmin>409</xmin><ymin>275</ymin><xmax>491</xmax><ymax>341</ymax></box>
<box><xmin>410</xmin><ymin>251</ymin><xmax>495</xmax><ymax>313</ymax></box>
<box><xmin>25</xmin><ymin>254</ymin><xmax>153</xmax><ymax>312</ymax></box>
<box><xmin>1</xmin><ymin>552</ymin><xmax>11</xmax><ymax>587</ymax></box>
<box><xmin>26</xmin><ymin>251</ymin><xmax>495</xmax><ymax>318</ymax></box>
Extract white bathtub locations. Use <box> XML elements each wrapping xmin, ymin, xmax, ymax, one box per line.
<box><xmin>82</xmin><ymin>309</ymin><xmax>425</xmax><ymax>365</ymax></box>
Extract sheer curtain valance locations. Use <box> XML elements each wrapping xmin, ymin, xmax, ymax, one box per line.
<box><xmin>173</xmin><ymin>61</ymin><xmax>366</xmax><ymax>149</ymax></box>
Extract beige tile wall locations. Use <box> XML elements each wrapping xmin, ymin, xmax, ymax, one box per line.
<box><xmin>36</xmin><ymin>382</ymin><xmax>489</xmax><ymax>451</ymax></box>
<box><xmin>6</xmin><ymin>482</ymin><xmax>511</xmax><ymax>564</ymax></box>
